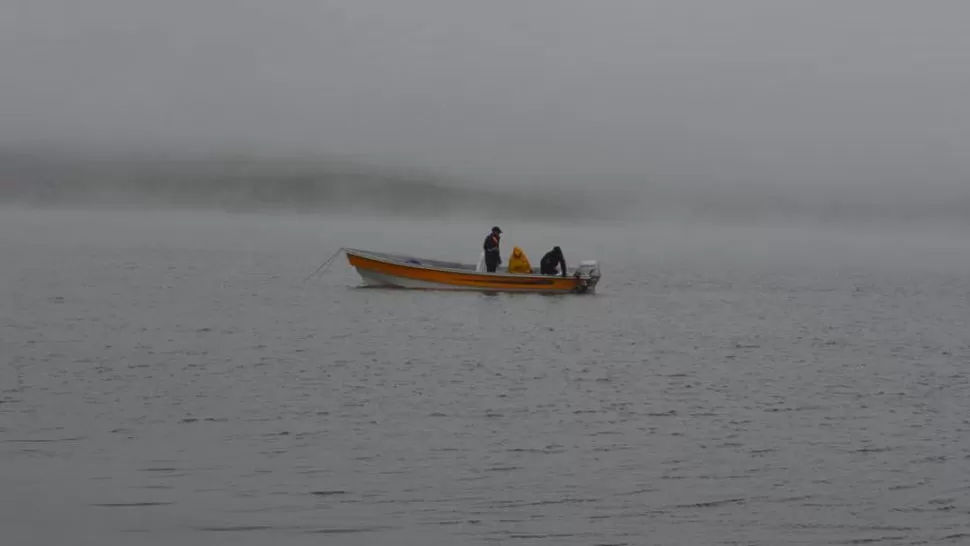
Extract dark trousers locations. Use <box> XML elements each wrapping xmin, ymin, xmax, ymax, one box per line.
<box><xmin>540</xmin><ymin>262</ymin><xmax>557</xmax><ymax>275</ymax></box>
<box><xmin>485</xmin><ymin>253</ymin><xmax>500</xmax><ymax>272</ymax></box>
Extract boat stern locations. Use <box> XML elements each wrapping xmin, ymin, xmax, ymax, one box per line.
<box><xmin>573</xmin><ymin>260</ymin><xmax>602</xmax><ymax>293</ymax></box>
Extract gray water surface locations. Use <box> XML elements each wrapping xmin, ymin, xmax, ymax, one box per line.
<box><xmin>2</xmin><ymin>208</ymin><xmax>969</xmax><ymax>545</ymax></box>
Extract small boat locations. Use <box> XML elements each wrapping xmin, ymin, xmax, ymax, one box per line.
<box><xmin>343</xmin><ymin>248</ymin><xmax>601</xmax><ymax>294</ymax></box>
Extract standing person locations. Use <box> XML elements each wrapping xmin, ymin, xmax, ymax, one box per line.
<box><xmin>540</xmin><ymin>246</ymin><xmax>567</xmax><ymax>276</ymax></box>
<box><xmin>482</xmin><ymin>226</ymin><xmax>503</xmax><ymax>272</ymax></box>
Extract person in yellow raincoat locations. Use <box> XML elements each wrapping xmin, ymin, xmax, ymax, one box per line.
<box><xmin>506</xmin><ymin>246</ymin><xmax>533</xmax><ymax>274</ymax></box>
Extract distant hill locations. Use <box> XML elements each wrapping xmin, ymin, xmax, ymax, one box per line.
<box><xmin>7</xmin><ymin>148</ymin><xmax>962</xmax><ymax>227</ymax></box>
<box><xmin>0</xmin><ymin>149</ymin><xmax>620</xmax><ymax>220</ymax></box>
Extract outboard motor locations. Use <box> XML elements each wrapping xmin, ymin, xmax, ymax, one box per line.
<box><xmin>573</xmin><ymin>260</ymin><xmax>601</xmax><ymax>293</ymax></box>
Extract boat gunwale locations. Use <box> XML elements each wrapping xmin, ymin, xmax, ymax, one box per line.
<box><xmin>344</xmin><ymin>247</ymin><xmax>597</xmax><ymax>281</ymax></box>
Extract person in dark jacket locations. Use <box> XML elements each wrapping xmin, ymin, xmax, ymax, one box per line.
<box><xmin>540</xmin><ymin>246</ymin><xmax>567</xmax><ymax>276</ymax></box>
<box><xmin>482</xmin><ymin>226</ymin><xmax>503</xmax><ymax>272</ymax></box>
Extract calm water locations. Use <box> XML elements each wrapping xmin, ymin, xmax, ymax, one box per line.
<box><xmin>2</xmin><ymin>207</ymin><xmax>970</xmax><ymax>546</ymax></box>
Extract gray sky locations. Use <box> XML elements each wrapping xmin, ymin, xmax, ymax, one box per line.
<box><xmin>2</xmin><ymin>0</ymin><xmax>969</xmax><ymax>188</ymax></box>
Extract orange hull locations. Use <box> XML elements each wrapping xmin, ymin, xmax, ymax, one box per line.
<box><xmin>344</xmin><ymin>249</ymin><xmax>599</xmax><ymax>294</ymax></box>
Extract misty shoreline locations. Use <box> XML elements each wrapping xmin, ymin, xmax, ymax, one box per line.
<box><xmin>0</xmin><ymin>149</ymin><xmax>626</xmax><ymax>222</ymax></box>
<box><xmin>3</xmin><ymin>149</ymin><xmax>970</xmax><ymax>230</ymax></box>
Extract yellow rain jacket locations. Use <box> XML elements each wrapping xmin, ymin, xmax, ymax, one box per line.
<box><xmin>507</xmin><ymin>246</ymin><xmax>533</xmax><ymax>274</ymax></box>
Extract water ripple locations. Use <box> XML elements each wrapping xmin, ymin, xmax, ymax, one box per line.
<box><xmin>3</xmin><ymin>210</ymin><xmax>970</xmax><ymax>545</ymax></box>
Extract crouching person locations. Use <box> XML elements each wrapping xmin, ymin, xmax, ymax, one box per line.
<box><xmin>507</xmin><ymin>246</ymin><xmax>533</xmax><ymax>273</ymax></box>
<box><xmin>540</xmin><ymin>246</ymin><xmax>567</xmax><ymax>277</ymax></box>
